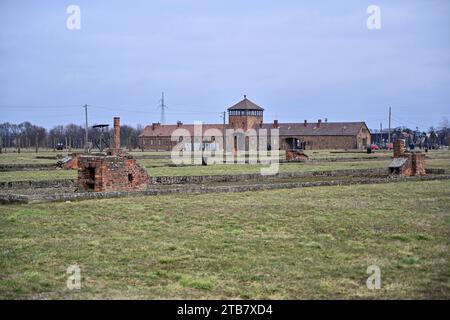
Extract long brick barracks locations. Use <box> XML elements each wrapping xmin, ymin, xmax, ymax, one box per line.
<box><xmin>139</xmin><ymin>96</ymin><xmax>371</xmax><ymax>151</ymax></box>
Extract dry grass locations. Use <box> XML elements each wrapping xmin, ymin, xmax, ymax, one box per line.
<box><xmin>0</xmin><ymin>149</ymin><xmax>449</xmax><ymax>182</ymax></box>
<box><xmin>0</xmin><ymin>180</ymin><xmax>449</xmax><ymax>299</ymax></box>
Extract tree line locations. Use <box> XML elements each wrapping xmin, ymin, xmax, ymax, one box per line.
<box><xmin>0</xmin><ymin>121</ymin><xmax>145</xmax><ymax>152</ymax></box>
<box><xmin>0</xmin><ymin>118</ymin><xmax>448</xmax><ymax>153</ymax></box>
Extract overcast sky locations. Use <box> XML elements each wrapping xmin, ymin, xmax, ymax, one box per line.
<box><xmin>0</xmin><ymin>0</ymin><xmax>449</xmax><ymax>131</ymax></box>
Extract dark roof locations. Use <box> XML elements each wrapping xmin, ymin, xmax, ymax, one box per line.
<box><xmin>140</xmin><ymin>121</ymin><xmax>368</xmax><ymax>137</ymax></box>
<box><xmin>140</xmin><ymin>124</ymin><xmax>224</xmax><ymax>137</ymax></box>
<box><xmin>228</xmin><ymin>96</ymin><xmax>264</xmax><ymax>111</ymax></box>
<box><xmin>262</xmin><ymin>122</ymin><xmax>368</xmax><ymax>136</ymax></box>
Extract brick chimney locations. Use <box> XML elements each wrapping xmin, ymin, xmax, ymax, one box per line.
<box><xmin>273</xmin><ymin>119</ymin><xmax>279</xmax><ymax>128</ymax></box>
<box><xmin>394</xmin><ymin>139</ymin><xmax>406</xmax><ymax>158</ymax></box>
<box><xmin>177</xmin><ymin>121</ymin><xmax>183</xmax><ymax>127</ymax></box>
<box><xmin>317</xmin><ymin>119</ymin><xmax>322</xmax><ymax>128</ymax></box>
<box><xmin>152</xmin><ymin>122</ymin><xmax>160</xmax><ymax>130</ymax></box>
<box><xmin>304</xmin><ymin>120</ymin><xmax>307</xmax><ymax>127</ymax></box>
<box><xmin>113</xmin><ymin>117</ymin><xmax>120</xmax><ymax>150</ymax></box>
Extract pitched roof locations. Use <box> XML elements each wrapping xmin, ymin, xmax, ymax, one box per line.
<box><xmin>228</xmin><ymin>96</ymin><xmax>264</xmax><ymax>111</ymax></box>
<box><xmin>262</xmin><ymin>122</ymin><xmax>367</xmax><ymax>136</ymax></box>
<box><xmin>140</xmin><ymin>124</ymin><xmax>224</xmax><ymax>137</ymax></box>
<box><xmin>140</xmin><ymin>121</ymin><xmax>368</xmax><ymax>137</ymax></box>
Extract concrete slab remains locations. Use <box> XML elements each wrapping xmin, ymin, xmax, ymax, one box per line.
<box><xmin>57</xmin><ymin>153</ymin><xmax>81</xmax><ymax>170</ymax></box>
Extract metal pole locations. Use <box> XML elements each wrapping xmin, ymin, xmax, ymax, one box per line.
<box><xmin>388</xmin><ymin>106</ymin><xmax>391</xmax><ymax>146</ymax></box>
<box><xmin>222</xmin><ymin>111</ymin><xmax>226</xmax><ymax>154</ymax></box>
<box><xmin>84</xmin><ymin>104</ymin><xmax>88</xmax><ymax>153</ymax></box>
<box><xmin>380</xmin><ymin>122</ymin><xmax>382</xmax><ymax>145</ymax></box>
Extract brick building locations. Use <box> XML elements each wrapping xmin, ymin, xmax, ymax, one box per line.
<box><xmin>139</xmin><ymin>96</ymin><xmax>371</xmax><ymax>151</ymax></box>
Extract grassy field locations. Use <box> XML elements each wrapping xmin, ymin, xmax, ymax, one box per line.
<box><xmin>0</xmin><ymin>155</ymin><xmax>449</xmax><ymax>182</ymax></box>
<box><xmin>0</xmin><ymin>180</ymin><xmax>449</xmax><ymax>299</ymax></box>
<box><xmin>0</xmin><ymin>160</ymin><xmax>392</xmax><ymax>182</ymax></box>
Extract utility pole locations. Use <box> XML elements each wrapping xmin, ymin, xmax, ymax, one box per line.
<box><xmin>220</xmin><ymin>111</ymin><xmax>226</xmax><ymax>153</ymax></box>
<box><xmin>160</xmin><ymin>92</ymin><xmax>166</xmax><ymax>125</ymax></box>
<box><xmin>83</xmin><ymin>104</ymin><xmax>88</xmax><ymax>153</ymax></box>
<box><xmin>388</xmin><ymin>106</ymin><xmax>391</xmax><ymax>146</ymax></box>
<box><xmin>380</xmin><ymin>122</ymin><xmax>383</xmax><ymax>145</ymax></box>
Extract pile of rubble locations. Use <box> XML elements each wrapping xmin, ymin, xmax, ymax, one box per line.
<box><xmin>285</xmin><ymin>149</ymin><xmax>309</xmax><ymax>162</ymax></box>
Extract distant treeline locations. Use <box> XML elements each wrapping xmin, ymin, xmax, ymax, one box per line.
<box><xmin>0</xmin><ymin>118</ymin><xmax>449</xmax><ymax>151</ymax></box>
<box><xmin>0</xmin><ymin>121</ymin><xmax>144</xmax><ymax>151</ymax></box>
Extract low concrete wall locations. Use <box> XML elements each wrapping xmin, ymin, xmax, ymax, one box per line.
<box><xmin>425</xmin><ymin>168</ymin><xmax>446</xmax><ymax>175</ymax></box>
<box><xmin>0</xmin><ymin>167</ymin><xmax>445</xmax><ymax>190</ymax></box>
<box><xmin>0</xmin><ymin>194</ymin><xmax>29</xmax><ymax>204</ymax></box>
<box><xmin>0</xmin><ymin>179</ymin><xmax>76</xmax><ymax>190</ymax></box>
<box><xmin>7</xmin><ymin>174</ymin><xmax>450</xmax><ymax>204</ymax></box>
<box><xmin>0</xmin><ymin>163</ymin><xmax>56</xmax><ymax>172</ymax></box>
<box><xmin>148</xmin><ymin>168</ymin><xmax>391</xmax><ymax>185</ymax></box>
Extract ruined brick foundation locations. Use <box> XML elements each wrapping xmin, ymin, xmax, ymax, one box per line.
<box><xmin>389</xmin><ymin>139</ymin><xmax>426</xmax><ymax>176</ymax></box>
<box><xmin>57</xmin><ymin>153</ymin><xmax>81</xmax><ymax>170</ymax></box>
<box><xmin>77</xmin><ymin>117</ymin><xmax>150</xmax><ymax>192</ymax></box>
<box><xmin>285</xmin><ymin>150</ymin><xmax>309</xmax><ymax>161</ymax></box>
<box><xmin>78</xmin><ymin>154</ymin><xmax>149</xmax><ymax>192</ymax></box>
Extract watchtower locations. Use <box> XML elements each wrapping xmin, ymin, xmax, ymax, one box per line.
<box><xmin>228</xmin><ymin>95</ymin><xmax>264</xmax><ymax>131</ymax></box>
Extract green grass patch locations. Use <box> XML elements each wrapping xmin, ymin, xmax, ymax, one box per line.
<box><xmin>0</xmin><ymin>180</ymin><xmax>449</xmax><ymax>299</ymax></box>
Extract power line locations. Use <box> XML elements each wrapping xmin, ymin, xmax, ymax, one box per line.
<box><xmin>0</xmin><ymin>105</ymin><xmax>83</xmax><ymax>109</ymax></box>
<box><xmin>90</xmin><ymin>105</ymin><xmax>223</xmax><ymax>115</ymax></box>
<box><xmin>391</xmin><ymin>116</ymin><xmax>423</xmax><ymax>128</ymax></box>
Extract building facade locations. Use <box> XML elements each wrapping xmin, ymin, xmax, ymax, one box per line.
<box><xmin>139</xmin><ymin>96</ymin><xmax>371</xmax><ymax>151</ymax></box>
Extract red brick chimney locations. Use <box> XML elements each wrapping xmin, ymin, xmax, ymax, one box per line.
<box><xmin>304</xmin><ymin>120</ymin><xmax>307</xmax><ymax>127</ymax></box>
<box><xmin>318</xmin><ymin>119</ymin><xmax>322</xmax><ymax>128</ymax></box>
<box><xmin>114</xmin><ymin>117</ymin><xmax>120</xmax><ymax>150</ymax></box>
<box><xmin>394</xmin><ymin>139</ymin><xmax>406</xmax><ymax>158</ymax></box>
<box><xmin>273</xmin><ymin>119</ymin><xmax>279</xmax><ymax>128</ymax></box>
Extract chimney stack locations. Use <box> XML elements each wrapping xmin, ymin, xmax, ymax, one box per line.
<box><xmin>318</xmin><ymin>119</ymin><xmax>322</xmax><ymax>127</ymax></box>
<box><xmin>393</xmin><ymin>139</ymin><xmax>406</xmax><ymax>158</ymax></box>
<box><xmin>177</xmin><ymin>121</ymin><xmax>183</xmax><ymax>128</ymax></box>
<box><xmin>273</xmin><ymin>119</ymin><xmax>279</xmax><ymax>128</ymax></box>
<box><xmin>113</xmin><ymin>117</ymin><xmax>120</xmax><ymax>150</ymax></box>
<box><xmin>304</xmin><ymin>120</ymin><xmax>307</xmax><ymax>127</ymax></box>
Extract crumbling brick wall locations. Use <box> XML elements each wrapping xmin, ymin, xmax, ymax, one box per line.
<box><xmin>78</xmin><ymin>155</ymin><xmax>149</xmax><ymax>192</ymax></box>
<box><xmin>393</xmin><ymin>139</ymin><xmax>406</xmax><ymax>158</ymax></box>
<box><xmin>77</xmin><ymin>116</ymin><xmax>150</xmax><ymax>192</ymax></box>
<box><xmin>389</xmin><ymin>139</ymin><xmax>426</xmax><ymax>176</ymax></box>
<box><xmin>60</xmin><ymin>153</ymin><xmax>80</xmax><ymax>170</ymax></box>
<box><xmin>286</xmin><ymin>150</ymin><xmax>309</xmax><ymax>161</ymax></box>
